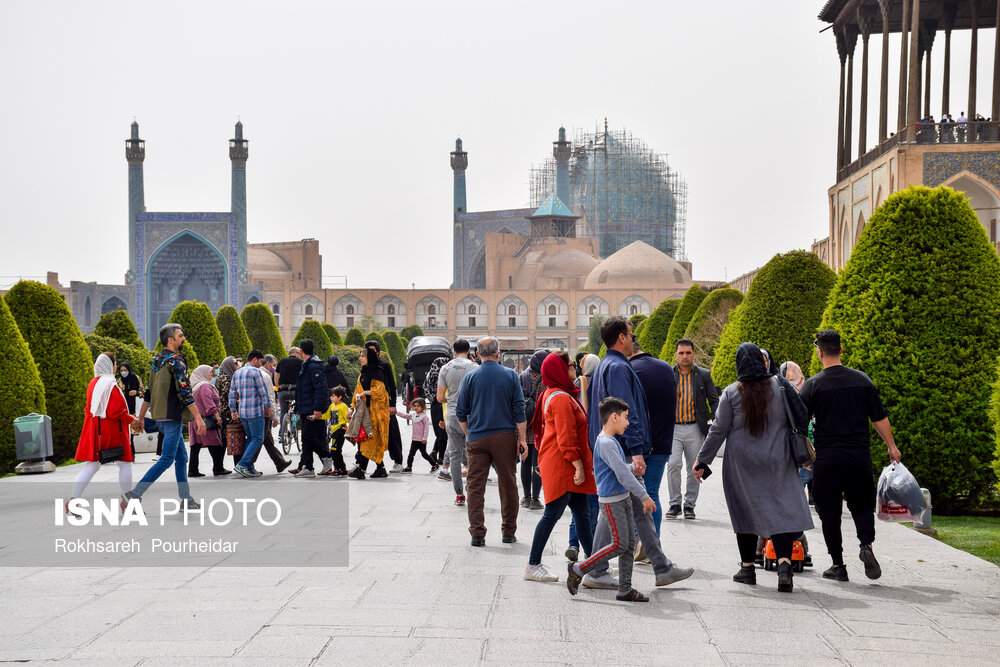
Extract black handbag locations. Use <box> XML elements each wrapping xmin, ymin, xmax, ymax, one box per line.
<box><xmin>96</xmin><ymin>417</ymin><xmax>125</xmax><ymax>464</ymax></box>
<box><xmin>203</xmin><ymin>415</ymin><xmax>221</xmax><ymax>430</ymax></box>
<box><xmin>779</xmin><ymin>385</ymin><xmax>816</xmax><ymax>466</ymax></box>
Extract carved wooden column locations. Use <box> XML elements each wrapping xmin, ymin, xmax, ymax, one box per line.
<box><xmin>859</xmin><ymin>16</ymin><xmax>873</xmax><ymax>155</ymax></box>
<box><xmin>969</xmin><ymin>0</ymin><xmax>979</xmax><ymax>123</ymax></box>
<box><xmin>845</xmin><ymin>27</ymin><xmax>859</xmax><ymax>165</ymax></box>
<box><xmin>878</xmin><ymin>0</ymin><xmax>890</xmax><ymax>141</ymax></box>
<box><xmin>837</xmin><ymin>30</ymin><xmax>848</xmax><ymax>171</ymax></box>
<box><xmin>898</xmin><ymin>0</ymin><xmax>912</xmax><ymax>132</ymax></box>
<box><xmin>922</xmin><ymin>21</ymin><xmax>937</xmax><ymax>118</ymax></box>
<box><xmin>906</xmin><ymin>0</ymin><xmax>922</xmax><ymax>141</ymax></box>
<box><xmin>942</xmin><ymin>3</ymin><xmax>958</xmax><ymax>115</ymax></box>
<box><xmin>994</xmin><ymin>0</ymin><xmax>1000</xmax><ymax>121</ymax></box>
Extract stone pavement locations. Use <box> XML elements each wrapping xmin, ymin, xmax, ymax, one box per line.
<box><xmin>1</xmin><ymin>427</ymin><xmax>998</xmax><ymax>665</ymax></box>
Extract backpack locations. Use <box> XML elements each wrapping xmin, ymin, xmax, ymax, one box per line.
<box><xmin>522</xmin><ymin>372</ymin><xmax>544</xmax><ymax>424</ymax></box>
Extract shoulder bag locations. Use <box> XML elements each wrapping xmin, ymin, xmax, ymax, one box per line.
<box><xmin>778</xmin><ymin>385</ymin><xmax>815</xmax><ymax>466</ymax></box>
<box><xmin>96</xmin><ymin>417</ymin><xmax>125</xmax><ymax>464</ymax></box>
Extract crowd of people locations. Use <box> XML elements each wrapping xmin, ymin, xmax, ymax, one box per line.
<box><xmin>916</xmin><ymin>111</ymin><xmax>995</xmax><ymax>143</ymax></box>
<box><xmin>68</xmin><ymin>316</ymin><xmax>902</xmax><ymax>600</ymax></box>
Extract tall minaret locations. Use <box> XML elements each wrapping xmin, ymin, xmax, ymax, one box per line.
<box><xmin>229</xmin><ymin>121</ymin><xmax>249</xmax><ymax>282</ymax></box>
<box><xmin>553</xmin><ymin>126</ymin><xmax>571</xmax><ymax>206</ymax></box>
<box><xmin>126</xmin><ymin>121</ymin><xmax>145</xmax><ymax>282</ymax></box>
<box><xmin>450</xmin><ymin>137</ymin><xmax>468</xmax><ymax>288</ymax></box>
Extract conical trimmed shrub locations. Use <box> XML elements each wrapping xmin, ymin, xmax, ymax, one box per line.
<box><xmin>92</xmin><ymin>310</ymin><xmax>143</xmax><ymax>348</ymax></box>
<box><xmin>292</xmin><ymin>319</ymin><xmax>333</xmax><ymax>360</ymax></box>
<box><xmin>84</xmin><ymin>334</ymin><xmax>153</xmax><ymax>383</ymax></box>
<box><xmin>637</xmin><ymin>298</ymin><xmax>680</xmax><ymax>358</ymax></box>
<box><xmin>629</xmin><ymin>314</ymin><xmax>647</xmax><ymax>329</ymax></box>
<box><xmin>383</xmin><ymin>331</ymin><xmax>407</xmax><ymax>376</ymax></box>
<box><xmin>5</xmin><ymin>280</ymin><xmax>92</xmax><ymax>462</ymax></box>
<box><xmin>344</xmin><ymin>327</ymin><xmax>365</xmax><ymax>346</ymax></box>
<box><xmin>0</xmin><ymin>295</ymin><xmax>47</xmax><ymax>474</ymax></box>
<box><xmin>333</xmin><ymin>345</ymin><xmax>364</xmax><ymax>391</ymax></box>
<box><xmin>660</xmin><ymin>285</ymin><xmax>709</xmax><ymax>363</ymax></box>
<box><xmin>820</xmin><ymin>186</ymin><xmax>1000</xmax><ymax>510</ymax></box>
<box><xmin>322</xmin><ymin>323</ymin><xmax>343</xmax><ymax>346</ymax></box>
<box><xmin>241</xmin><ymin>303</ymin><xmax>287</xmax><ymax>359</ymax></box>
<box><xmin>216</xmin><ymin>305</ymin><xmax>252</xmax><ymax>359</ymax></box>
<box><xmin>157</xmin><ymin>301</ymin><xmax>226</xmax><ymax>366</ymax></box>
<box><xmin>400</xmin><ymin>324</ymin><xmax>424</xmax><ymax>340</ymax></box>
<box><xmin>682</xmin><ymin>288</ymin><xmax>744</xmax><ymax>369</ymax></box>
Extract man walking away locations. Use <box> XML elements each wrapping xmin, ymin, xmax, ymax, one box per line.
<box><xmin>275</xmin><ymin>347</ymin><xmax>302</xmax><ymax>442</ymax></box>
<box><xmin>254</xmin><ymin>354</ymin><xmax>291</xmax><ymax>473</ymax></box>
<box><xmin>437</xmin><ymin>339</ymin><xmax>478</xmax><ymax>506</ymax></box>
<box><xmin>455</xmin><ymin>336</ymin><xmax>527</xmax><ymax>546</ymax></box>
<box><xmin>586</xmin><ymin>316</ymin><xmax>694</xmax><ymax>589</ymax></box>
<box><xmin>229</xmin><ymin>349</ymin><xmax>273</xmax><ymax>478</ymax></box>
<box><xmin>667</xmin><ymin>338</ymin><xmax>719</xmax><ymax>521</ymax></box>
<box><xmin>129</xmin><ymin>323</ymin><xmax>206</xmax><ymax>508</ymax></box>
<box><xmin>294</xmin><ymin>339</ymin><xmax>332</xmax><ymax>478</ymax></box>
<box><xmin>799</xmin><ymin>330</ymin><xmax>901</xmax><ymax>582</ymax></box>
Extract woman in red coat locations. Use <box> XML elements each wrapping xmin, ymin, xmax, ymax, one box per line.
<box><xmin>523</xmin><ymin>351</ymin><xmax>597</xmax><ymax>582</ymax></box>
<box><xmin>69</xmin><ymin>354</ymin><xmax>136</xmax><ymax>512</ymax></box>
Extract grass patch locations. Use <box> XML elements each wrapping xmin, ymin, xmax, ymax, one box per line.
<box><xmin>918</xmin><ymin>516</ymin><xmax>1000</xmax><ymax>566</ymax></box>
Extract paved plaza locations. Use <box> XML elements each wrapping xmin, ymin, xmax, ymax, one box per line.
<box><xmin>1</xmin><ymin>421</ymin><xmax>998</xmax><ymax>666</ymax></box>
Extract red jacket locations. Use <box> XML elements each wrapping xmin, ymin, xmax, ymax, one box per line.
<box><xmin>75</xmin><ymin>378</ymin><xmax>134</xmax><ymax>462</ymax></box>
<box><xmin>536</xmin><ymin>387</ymin><xmax>596</xmax><ymax>502</ymax></box>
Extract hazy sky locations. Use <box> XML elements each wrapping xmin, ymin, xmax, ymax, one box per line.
<box><xmin>0</xmin><ymin>1</ymin><xmax>992</xmax><ymax>289</ymax></box>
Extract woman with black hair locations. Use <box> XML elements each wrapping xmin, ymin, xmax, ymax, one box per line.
<box><xmin>694</xmin><ymin>342</ymin><xmax>813</xmax><ymax>593</ymax></box>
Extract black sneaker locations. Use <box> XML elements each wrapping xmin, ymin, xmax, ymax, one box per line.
<box><xmin>777</xmin><ymin>561</ymin><xmax>794</xmax><ymax>593</ymax></box>
<box><xmin>401</xmin><ymin>466</ymin><xmax>413</xmax><ymax>474</ymax></box>
<box><xmin>823</xmin><ymin>564</ymin><xmax>849</xmax><ymax>581</ymax></box>
<box><xmin>733</xmin><ymin>564</ymin><xmax>757</xmax><ymax>585</ymax></box>
<box><xmin>683</xmin><ymin>507</ymin><xmax>696</xmax><ymax>520</ymax></box>
<box><xmin>502</xmin><ymin>534</ymin><xmax>516</xmax><ymax>544</ymax></box>
<box><xmin>665</xmin><ymin>505</ymin><xmax>681</xmax><ymax>519</ymax></box>
<box><xmin>371</xmin><ymin>467</ymin><xmax>389</xmax><ymax>478</ymax></box>
<box><xmin>859</xmin><ymin>545</ymin><xmax>882</xmax><ymax>580</ymax></box>
<box><xmin>348</xmin><ymin>468</ymin><xmax>366</xmax><ymax>480</ymax></box>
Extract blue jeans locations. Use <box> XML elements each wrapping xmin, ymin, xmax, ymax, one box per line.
<box><xmin>529</xmin><ymin>492</ymin><xmax>593</xmax><ymax>565</ymax></box>
<box><xmin>238</xmin><ymin>416</ymin><xmax>266</xmax><ymax>470</ymax></box>
<box><xmin>568</xmin><ymin>494</ymin><xmax>601</xmax><ymax>549</ymax></box>
<box><xmin>799</xmin><ymin>466</ymin><xmax>813</xmax><ymax>486</ymax></box>
<box><xmin>133</xmin><ymin>420</ymin><xmax>191</xmax><ymax>500</ymax></box>
<box><xmin>643</xmin><ymin>454</ymin><xmax>669</xmax><ymax>536</ymax></box>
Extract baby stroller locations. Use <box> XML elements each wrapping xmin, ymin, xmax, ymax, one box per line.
<box><xmin>401</xmin><ymin>336</ymin><xmax>452</xmax><ymax>408</ymax></box>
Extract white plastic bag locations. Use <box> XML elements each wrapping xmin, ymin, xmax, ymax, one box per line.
<box><xmin>877</xmin><ymin>462</ymin><xmax>926</xmax><ymax>522</ymax></box>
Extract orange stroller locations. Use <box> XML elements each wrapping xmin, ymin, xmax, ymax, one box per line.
<box><xmin>762</xmin><ymin>538</ymin><xmax>809</xmax><ymax>573</ymax></box>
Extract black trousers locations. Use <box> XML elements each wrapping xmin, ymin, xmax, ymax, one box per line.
<box><xmin>190</xmin><ymin>443</ymin><xmax>227</xmax><ymax>474</ymax></box>
<box><xmin>519</xmin><ymin>441</ymin><xmax>541</xmax><ymax>500</ymax></box>
<box><xmin>813</xmin><ymin>451</ymin><xmax>877</xmax><ymax>564</ymax></box>
<box><xmin>329</xmin><ymin>429</ymin><xmax>346</xmax><ymax>470</ymax></box>
<box><xmin>407</xmin><ymin>440</ymin><xmax>437</xmax><ymax>468</ymax></box>
<box><xmin>387</xmin><ymin>417</ymin><xmax>403</xmax><ymax>464</ymax></box>
<box><xmin>738</xmin><ymin>532</ymin><xmax>796</xmax><ymax>562</ymax></box>
<box><xmin>431</xmin><ymin>401</ymin><xmax>448</xmax><ymax>463</ymax></box>
<box><xmin>300</xmin><ymin>418</ymin><xmax>329</xmax><ymax>470</ymax></box>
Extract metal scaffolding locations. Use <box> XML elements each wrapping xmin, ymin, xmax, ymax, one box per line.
<box><xmin>530</xmin><ymin>122</ymin><xmax>687</xmax><ymax>261</ymax></box>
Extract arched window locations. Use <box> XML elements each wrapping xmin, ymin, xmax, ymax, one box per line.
<box><xmin>589</xmin><ymin>305</ymin><xmax>596</xmax><ymax>315</ymax></box>
<box><xmin>346</xmin><ymin>305</ymin><xmax>354</xmax><ymax>315</ymax></box>
<box><xmin>428</xmin><ymin>305</ymin><xmax>436</xmax><ymax>315</ymax></box>
<box><xmin>508</xmin><ymin>304</ymin><xmax>516</xmax><ymax>315</ymax></box>
<box><xmin>548</xmin><ymin>304</ymin><xmax>557</xmax><ymax>315</ymax></box>
<box><xmin>388</xmin><ymin>304</ymin><xmax>396</xmax><ymax>315</ymax></box>
<box><xmin>272</xmin><ymin>304</ymin><xmax>280</xmax><ymax>314</ymax></box>
<box><xmin>469</xmin><ymin>305</ymin><xmax>476</xmax><ymax>315</ymax></box>
<box><xmin>630</xmin><ymin>305</ymin><xmax>638</xmax><ymax>315</ymax></box>
<box><xmin>305</xmin><ymin>304</ymin><xmax>313</xmax><ymax>316</ymax></box>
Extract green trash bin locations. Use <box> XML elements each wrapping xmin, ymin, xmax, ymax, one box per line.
<box><xmin>14</xmin><ymin>413</ymin><xmax>53</xmax><ymax>461</ymax></box>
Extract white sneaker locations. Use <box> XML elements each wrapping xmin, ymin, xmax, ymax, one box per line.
<box><xmin>523</xmin><ymin>563</ymin><xmax>559</xmax><ymax>582</ymax></box>
<box><xmin>294</xmin><ymin>468</ymin><xmax>316</xmax><ymax>478</ymax></box>
<box><xmin>152</xmin><ymin>455</ymin><xmax>160</xmax><ymax>461</ymax></box>
<box><xmin>609</xmin><ymin>565</ymin><xmax>619</xmax><ymax>578</ymax></box>
<box><xmin>390</xmin><ymin>463</ymin><xmax>404</xmax><ymax>473</ymax></box>
<box><xmin>319</xmin><ymin>458</ymin><xmax>333</xmax><ymax>474</ymax></box>
<box><xmin>582</xmin><ymin>572</ymin><xmax>619</xmax><ymax>590</ymax></box>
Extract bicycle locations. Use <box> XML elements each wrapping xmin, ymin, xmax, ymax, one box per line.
<box><xmin>279</xmin><ymin>398</ymin><xmax>301</xmax><ymax>454</ymax></box>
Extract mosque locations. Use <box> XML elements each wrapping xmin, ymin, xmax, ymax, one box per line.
<box><xmin>54</xmin><ymin>121</ymin><xmax>703</xmax><ymax>352</ymax></box>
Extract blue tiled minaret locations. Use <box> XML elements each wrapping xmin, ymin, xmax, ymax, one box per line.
<box><xmin>229</xmin><ymin>121</ymin><xmax>248</xmax><ymax>280</ymax></box>
<box><xmin>554</xmin><ymin>126</ymin><xmax>571</xmax><ymax>206</ymax></box>
<box><xmin>450</xmin><ymin>138</ymin><xmax>468</xmax><ymax>288</ymax></box>
<box><xmin>125</xmin><ymin>121</ymin><xmax>145</xmax><ymax>283</ymax></box>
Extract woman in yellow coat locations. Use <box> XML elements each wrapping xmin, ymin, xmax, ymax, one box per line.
<box><xmin>348</xmin><ymin>346</ymin><xmax>391</xmax><ymax>479</ymax></box>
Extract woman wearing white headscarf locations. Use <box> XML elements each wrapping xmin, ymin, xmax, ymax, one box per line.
<box><xmin>188</xmin><ymin>364</ymin><xmax>229</xmax><ymax>477</ymax></box>
<box><xmin>68</xmin><ymin>353</ymin><xmax>136</xmax><ymax>513</ymax></box>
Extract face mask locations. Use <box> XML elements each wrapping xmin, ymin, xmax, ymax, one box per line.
<box><xmin>213</xmin><ymin>368</ymin><xmax>219</xmax><ymax>376</ymax></box>
<box><xmin>120</xmin><ymin>370</ymin><xmax>129</xmax><ymax>377</ymax></box>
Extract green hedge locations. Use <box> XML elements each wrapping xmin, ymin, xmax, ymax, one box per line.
<box><xmin>588</xmin><ymin>315</ymin><xmax>604</xmax><ymax>353</ymax></box>
<box><xmin>819</xmin><ymin>186</ymin><xmax>1000</xmax><ymax>511</ymax></box>
<box><xmin>637</xmin><ymin>298</ymin><xmax>680</xmax><ymax>358</ymax></box>
<box><xmin>215</xmin><ymin>305</ymin><xmax>252</xmax><ymax>359</ymax></box>
<box><xmin>83</xmin><ymin>334</ymin><xmax>153</xmax><ymax>383</ymax></box>
<box><xmin>332</xmin><ymin>345</ymin><xmax>364</xmax><ymax>391</ymax></box>
<box><xmin>629</xmin><ymin>313</ymin><xmax>648</xmax><ymax>329</ymax></box>
<box><xmin>660</xmin><ymin>285</ymin><xmax>709</xmax><ymax>363</ymax></box>
<box><xmin>344</xmin><ymin>327</ymin><xmax>365</xmax><ymax>346</ymax></box>
<box><xmin>241</xmin><ymin>303</ymin><xmax>287</xmax><ymax>359</ymax></box>
<box><xmin>322</xmin><ymin>323</ymin><xmax>343</xmax><ymax>346</ymax></box>
<box><xmin>400</xmin><ymin>324</ymin><xmax>424</xmax><ymax>340</ymax></box>
<box><xmin>598</xmin><ymin>343</ymin><xmax>607</xmax><ymax>359</ymax></box>
<box><xmin>712</xmin><ymin>250</ymin><xmax>835</xmax><ymax>389</ymax></box>
<box><xmin>292</xmin><ymin>319</ymin><xmax>333</xmax><ymax>360</ymax></box>
<box><xmin>157</xmin><ymin>301</ymin><xmax>226</xmax><ymax>366</ymax></box>
<box><xmin>92</xmin><ymin>310</ymin><xmax>143</xmax><ymax>348</ymax></box>
<box><xmin>0</xmin><ymin>295</ymin><xmax>47</xmax><ymax>475</ymax></box>
<box><xmin>383</xmin><ymin>331</ymin><xmax>407</xmax><ymax>376</ymax></box>
<box><xmin>633</xmin><ymin>318</ymin><xmax>648</xmax><ymax>338</ymax></box>
<box><xmin>5</xmin><ymin>280</ymin><xmax>93</xmax><ymax>463</ymax></box>
<box><xmin>682</xmin><ymin>287</ymin><xmax>744</xmax><ymax>369</ymax></box>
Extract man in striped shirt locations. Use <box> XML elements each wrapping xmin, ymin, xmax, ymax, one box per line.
<box><xmin>229</xmin><ymin>349</ymin><xmax>273</xmax><ymax>478</ymax></box>
<box><xmin>667</xmin><ymin>338</ymin><xmax>719</xmax><ymax>520</ymax></box>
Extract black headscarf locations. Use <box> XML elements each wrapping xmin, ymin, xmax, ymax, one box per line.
<box><xmin>360</xmin><ymin>346</ymin><xmax>385</xmax><ymax>391</ymax></box>
<box><xmin>760</xmin><ymin>348</ymin><xmax>779</xmax><ymax>376</ymax></box>
<box><xmin>736</xmin><ymin>342</ymin><xmax>771</xmax><ymax>383</ymax></box>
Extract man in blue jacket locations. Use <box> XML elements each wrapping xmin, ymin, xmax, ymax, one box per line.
<box><xmin>584</xmin><ymin>316</ymin><xmax>694</xmax><ymax>589</ymax></box>
<box><xmin>294</xmin><ymin>339</ymin><xmax>332</xmax><ymax>477</ymax></box>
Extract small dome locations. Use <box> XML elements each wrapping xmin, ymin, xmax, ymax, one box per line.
<box><xmin>542</xmin><ymin>248</ymin><xmax>599</xmax><ymax>278</ymax></box>
<box><xmin>248</xmin><ymin>247</ymin><xmax>291</xmax><ymax>273</ymax></box>
<box><xmin>584</xmin><ymin>241</ymin><xmax>690</xmax><ymax>289</ymax></box>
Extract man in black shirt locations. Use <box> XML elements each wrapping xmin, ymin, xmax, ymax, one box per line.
<box><xmin>275</xmin><ymin>347</ymin><xmax>303</xmax><ymax>441</ymax></box>
<box><xmin>799</xmin><ymin>330</ymin><xmax>901</xmax><ymax>582</ymax></box>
